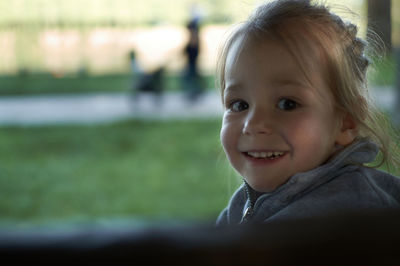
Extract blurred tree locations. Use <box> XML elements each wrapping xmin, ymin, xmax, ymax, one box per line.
<box><xmin>396</xmin><ymin>49</ymin><xmax>400</xmax><ymax>127</ymax></box>
<box><xmin>367</xmin><ymin>0</ymin><xmax>392</xmax><ymax>53</ymax></box>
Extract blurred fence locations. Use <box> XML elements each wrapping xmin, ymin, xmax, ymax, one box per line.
<box><xmin>0</xmin><ymin>0</ymin><xmax>259</xmax><ymax>77</ymax></box>
<box><xmin>3</xmin><ymin>0</ymin><xmax>393</xmax><ymax>77</ymax></box>
<box><xmin>0</xmin><ymin>24</ymin><xmax>228</xmax><ymax>76</ymax></box>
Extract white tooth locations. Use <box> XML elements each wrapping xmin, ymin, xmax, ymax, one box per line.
<box><xmin>248</xmin><ymin>151</ymin><xmax>284</xmax><ymax>158</ymax></box>
<box><xmin>248</xmin><ymin>152</ymin><xmax>259</xmax><ymax>158</ymax></box>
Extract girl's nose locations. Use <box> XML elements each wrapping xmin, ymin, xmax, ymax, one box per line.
<box><xmin>242</xmin><ymin>109</ymin><xmax>273</xmax><ymax>135</ymax></box>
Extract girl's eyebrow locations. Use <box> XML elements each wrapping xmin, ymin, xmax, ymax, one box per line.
<box><xmin>224</xmin><ymin>82</ymin><xmax>242</xmax><ymax>92</ymax></box>
<box><xmin>224</xmin><ymin>79</ymin><xmax>313</xmax><ymax>95</ymax></box>
<box><xmin>271</xmin><ymin>78</ymin><xmax>309</xmax><ymax>88</ymax></box>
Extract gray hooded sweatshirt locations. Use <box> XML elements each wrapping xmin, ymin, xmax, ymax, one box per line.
<box><xmin>216</xmin><ymin>139</ymin><xmax>400</xmax><ymax>225</ymax></box>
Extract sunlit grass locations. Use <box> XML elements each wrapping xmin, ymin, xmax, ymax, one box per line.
<box><xmin>0</xmin><ymin>52</ymin><xmax>394</xmax><ymax>96</ymax></box>
<box><xmin>0</xmin><ymin>73</ymin><xmax>216</xmax><ymax>95</ymax></box>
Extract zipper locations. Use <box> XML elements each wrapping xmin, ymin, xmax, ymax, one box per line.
<box><xmin>242</xmin><ymin>183</ymin><xmax>255</xmax><ymax>223</ymax></box>
<box><xmin>242</xmin><ymin>206</ymin><xmax>254</xmax><ymax>222</ymax></box>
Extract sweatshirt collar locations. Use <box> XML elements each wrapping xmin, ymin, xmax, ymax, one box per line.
<box><xmin>244</xmin><ymin>138</ymin><xmax>379</xmax><ymax>208</ymax></box>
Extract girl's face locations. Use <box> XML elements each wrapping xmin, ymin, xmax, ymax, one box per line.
<box><xmin>220</xmin><ymin>36</ymin><xmax>347</xmax><ymax>193</ymax></box>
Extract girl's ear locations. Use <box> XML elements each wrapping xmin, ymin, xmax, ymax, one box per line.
<box><xmin>335</xmin><ymin>113</ymin><xmax>358</xmax><ymax>146</ymax></box>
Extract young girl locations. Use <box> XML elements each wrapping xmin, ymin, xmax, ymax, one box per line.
<box><xmin>216</xmin><ymin>0</ymin><xmax>400</xmax><ymax>225</ymax></box>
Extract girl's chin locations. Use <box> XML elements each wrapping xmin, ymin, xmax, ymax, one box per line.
<box><xmin>244</xmin><ymin>180</ymin><xmax>282</xmax><ymax>193</ymax></box>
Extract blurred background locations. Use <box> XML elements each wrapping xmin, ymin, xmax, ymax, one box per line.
<box><xmin>0</xmin><ymin>0</ymin><xmax>399</xmax><ymax>229</ymax></box>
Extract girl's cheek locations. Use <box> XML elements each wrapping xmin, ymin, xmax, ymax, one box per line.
<box><xmin>220</xmin><ymin>124</ymin><xmax>229</xmax><ymax>146</ymax></box>
<box><xmin>222</xmin><ymin>111</ymin><xmax>239</xmax><ymax>123</ymax></box>
<box><xmin>220</xmin><ymin>124</ymin><xmax>234</xmax><ymax>151</ymax></box>
<box><xmin>221</xmin><ymin>112</ymin><xmax>244</xmax><ymax>146</ymax></box>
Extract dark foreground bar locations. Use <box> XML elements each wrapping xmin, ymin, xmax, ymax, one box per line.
<box><xmin>1</xmin><ymin>210</ymin><xmax>400</xmax><ymax>265</ymax></box>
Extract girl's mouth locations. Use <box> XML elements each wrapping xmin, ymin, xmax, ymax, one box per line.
<box><xmin>244</xmin><ymin>151</ymin><xmax>285</xmax><ymax>159</ymax></box>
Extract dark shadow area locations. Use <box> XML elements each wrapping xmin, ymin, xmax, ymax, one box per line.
<box><xmin>1</xmin><ymin>209</ymin><xmax>400</xmax><ymax>265</ymax></box>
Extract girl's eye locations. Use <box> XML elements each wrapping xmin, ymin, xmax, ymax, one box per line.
<box><xmin>277</xmin><ymin>98</ymin><xmax>298</xmax><ymax>111</ymax></box>
<box><xmin>229</xmin><ymin>100</ymin><xmax>249</xmax><ymax>112</ymax></box>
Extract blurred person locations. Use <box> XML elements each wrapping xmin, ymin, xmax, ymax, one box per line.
<box><xmin>216</xmin><ymin>0</ymin><xmax>400</xmax><ymax>225</ymax></box>
<box><xmin>128</xmin><ymin>50</ymin><xmax>165</xmax><ymax>108</ymax></box>
<box><xmin>182</xmin><ymin>14</ymin><xmax>204</xmax><ymax>102</ymax></box>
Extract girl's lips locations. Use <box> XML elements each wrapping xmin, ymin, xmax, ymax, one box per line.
<box><xmin>242</xmin><ymin>151</ymin><xmax>288</xmax><ymax>165</ymax></box>
<box><xmin>246</xmin><ymin>150</ymin><xmax>285</xmax><ymax>158</ymax></box>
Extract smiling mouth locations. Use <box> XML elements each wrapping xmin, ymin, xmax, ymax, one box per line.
<box><xmin>244</xmin><ymin>151</ymin><xmax>285</xmax><ymax>159</ymax></box>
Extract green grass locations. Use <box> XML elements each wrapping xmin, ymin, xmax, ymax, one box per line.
<box><xmin>1</xmin><ymin>119</ymin><xmax>398</xmax><ymax>229</ymax></box>
<box><xmin>0</xmin><ymin>119</ymin><xmax>242</xmax><ymax>227</ymax></box>
<box><xmin>0</xmin><ymin>73</ymin><xmax>216</xmax><ymax>96</ymax></box>
<box><xmin>368</xmin><ymin>54</ymin><xmax>397</xmax><ymax>87</ymax></box>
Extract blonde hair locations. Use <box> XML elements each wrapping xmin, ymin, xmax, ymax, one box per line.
<box><xmin>216</xmin><ymin>0</ymin><xmax>399</xmax><ymax>170</ymax></box>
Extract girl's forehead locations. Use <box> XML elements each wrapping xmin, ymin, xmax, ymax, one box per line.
<box><xmin>227</xmin><ymin>22</ymin><xmax>327</xmax><ymax>66</ymax></box>
<box><xmin>224</xmin><ymin>32</ymin><xmax>334</xmax><ymax>104</ymax></box>
<box><xmin>226</xmin><ymin>35</ymin><xmax>302</xmax><ymax>80</ymax></box>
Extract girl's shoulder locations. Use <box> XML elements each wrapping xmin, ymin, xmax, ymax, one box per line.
<box><xmin>357</xmin><ymin>166</ymin><xmax>400</xmax><ymax>192</ymax></box>
<box><xmin>334</xmin><ymin>165</ymin><xmax>400</xmax><ymax>206</ymax></box>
